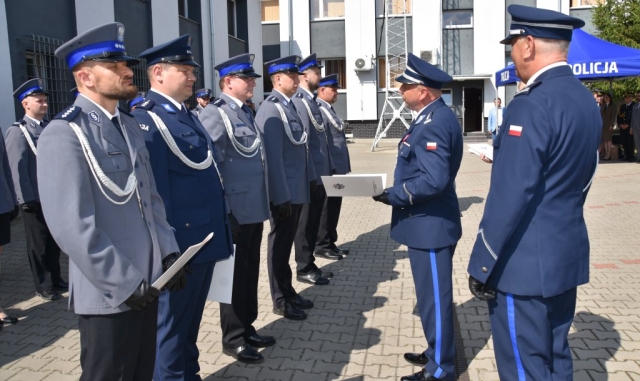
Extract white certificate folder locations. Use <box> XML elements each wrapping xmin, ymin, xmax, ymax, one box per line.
<box><xmin>152</xmin><ymin>232</ymin><xmax>213</xmax><ymax>290</ymax></box>
<box><xmin>322</xmin><ymin>174</ymin><xmax>387</xmax><ymax>197</ymax></box>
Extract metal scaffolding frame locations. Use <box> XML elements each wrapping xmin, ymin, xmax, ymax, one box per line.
<box><xmin>371</xmin><ymin>0</ymin><xmax>412</xmax><ymax>151</ymax></box>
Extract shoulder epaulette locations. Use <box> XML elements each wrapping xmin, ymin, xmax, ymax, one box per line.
<box><xmin>294</xmin><ymin>92</ymin><xmax>303</xmax><ymax>98</ymax></box>
<box><xmin>515</xmin><ymin>81</ymin><xmax>542</xmax><ymax>97</ymax></box>
<box><xmin>267</xmin><ymin>96</ymin><xmax>279</xmax><ymax>103</ymax></box>
<box><xmin>118</xmin><ymin>107</ymin><xmax>133</xmax><ymax>118</ymax></box>
<box><xmin>54</xmin><ymin>105</ymin><xmax>82</xmax><ymax>121</ymax></box>
<box><xmin>135</xmin><ymin>99</ymin><xmax>155</xmax><ymax>110</ymax></box>
<box><xmin>10</xmin><ymin>120</ymin><xmax>24</xmax><ymax>127</ymax></box>
<box><xmin>212</xmin><ymin>98</ymin><xmax>226</xmax><ymax>107</ymax></box>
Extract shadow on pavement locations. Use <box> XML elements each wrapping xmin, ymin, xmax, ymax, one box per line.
<box><xmin>458</xmin><ymin>196</ymin><xmax>484</xmax><ymax>213</ymax></box>
<box><xmin>204</xmin><ymin>224</ymin><xmax>399</xmax><ymax>381</ymax></box>
<box><xmin>571</xmin><ymin>311</ymin><xmax>620</xmax><ymax>380</ymax></box>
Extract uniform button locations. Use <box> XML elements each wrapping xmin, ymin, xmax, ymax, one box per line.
<box><xmin>103</xmin><ymin>292</ymin><xmax>112</xmax><ymax>298</ymax></box>
<box><xmin>139</xmin><ymin>181</ymin><xmax>143</xmax><ymax>187</ymax></box>
<box><xmin>481</xmin><ymin>267</ymin><xmax>488</xmax><ymax>273</ymax></box>
<box><xmin>189</xmin><ymin>145</ymin><xmax>194</xmax><ymax>149</ymax></box>
<box><xmin>144</xmin><ymin>201</ymin><xmax>148</xmax><ymax>208</ymax></box>
<box><xmin>186</xmin><ymin>223</ymin><xmax>190</xmax><ymax>228</ymax></box>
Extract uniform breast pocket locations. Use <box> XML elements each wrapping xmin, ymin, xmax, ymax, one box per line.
<box><xmin>100</xmin><ymin>154</ymin><xmax>129</xmax><ymax>173</ymax></box>
<box><xmin>313</xmin><ymin>113</ymin><xmax>323</xmax><ymax>124</ymax></box>
<box><xmin>289</xmin><ymin>121</ymin><xmax>302</xmax><ymax>132</ymax></box>
<box><xmin>234</xmin><ymin>126</ymin><xmax>256</xmax><ymax>138</ymax></box>
<box><xmin>172</xmin><ymin>131</ymin><xmax>205</xmax><ymax>152</ymax></box>
<box><xmin>398</xmin><ymin>146</ymin><xmax>411</xmax><ymax>160</ymax></box>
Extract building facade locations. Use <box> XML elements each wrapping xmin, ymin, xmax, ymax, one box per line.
<box><xmin>0</xmin><ymin>0</ymin><xmax>598</xmax><ymax>137</ymax></box>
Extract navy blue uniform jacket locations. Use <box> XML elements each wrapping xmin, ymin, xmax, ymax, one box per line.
<box><xmin>132</xmin><ymin>91</ymin><xmax>233</xmax><ymax>265</ymax></box>
<box><xmin>468</xmin><ymin>65</ymin><xmax>601</xmax><ymax>298</ymax></box>
<box><xmin>387</xmin><ymin>97</ymin><xmax>463</xmax><ymax>250</ymax></box>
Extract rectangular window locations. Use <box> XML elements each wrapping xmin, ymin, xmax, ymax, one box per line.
<box><xmin>311</xmin><ymin>0</ymin><xmax>345</xmax><ymax>20</ymax></box>
<box><xmin>442</xmin><ymin>10</ymin><xmax>473</xmax><ymax>29</ymax></box>
<box><xmin>322</xmin><ymin>59</ymin><xmax>347</xmax><ymax>89</ymax></box>
<box><xmin>441</xmin><ymin>89</ymin><xmax>452</xmax><ymax>106</ymax></box>
<box><xmin>570</xmin><ymin>0</ymin><xmax>602</xmax><ymax>7</ymax></box>
<box><xmin>377</xmin><ymin>56</ymin><xmax>405</xmax><ymax>89</ymax></box>
<box><xmin>178</xmin><ymin>0</ymin><xmax>187</xmax><ymax>18</ymax></box>
<box><xmin>227</xmin><ymin>0</ymin><xmax>237</xmax><ymax>37</ymax></box>
<box><xmin>261</xmin><ymin>0</ymin><xmax>280</xmax><ymax>22</ymax></box>
<box><xmin>376</xmin><ymin>0</ymin><xmax>412</xmax><ymax>16</ymax></box>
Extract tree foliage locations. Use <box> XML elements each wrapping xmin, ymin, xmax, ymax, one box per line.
<box><xmin>590</xmin><ymin>0</ymin><xmax>640</xmax><ymax>99</ymax></box>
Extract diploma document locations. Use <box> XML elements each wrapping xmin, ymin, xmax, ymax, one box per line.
<box><xmin>322</xmin><ymin>174</ymin><xmax>387</xmax><ymax>197</ymax></box>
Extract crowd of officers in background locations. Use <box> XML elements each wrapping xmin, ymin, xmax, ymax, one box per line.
<box><xmin>594</xmin><ymin>90</ymin><xmax>640</xmax><ymax>162</ymax></box>
<box><xmin>0</xmin><ymin>22</ymin><xmax>351</xmax><ymax>380</ymax></box>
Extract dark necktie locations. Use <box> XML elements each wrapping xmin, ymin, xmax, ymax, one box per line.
<box><xmin>39</xmin><ymin>121</ymin><xmax>44</xmax><ymax>128</ymax></box>
<box><xmin>241</xmin><ymin>104</ymin><xmax>254</xmax><ymax>125</ymax></box>
<box><xmin>288</xmin><ymin>100</ymin><xmax>298</xmax><ymax>113</ymax></box>
<box><xmin>111</xmin><ymin>116</ymin><xmax>124</xmax><ymax>139</ymax></box>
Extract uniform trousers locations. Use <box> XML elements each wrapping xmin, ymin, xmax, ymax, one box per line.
<box><xmin>267</xmin><ymin>203</ymin><xmax>303</xmax><ymax>308</ymax></box>
<box><xmin>220</xmin><ymin>222</ymin><xmax>263</xmax><ymax>348</ymax></box>
<box><xmin>22</xmin><ymin>207</ymin><xmax>62</xmax><ymax>293</ymax></box>
<box><xmin>488</xmin><ymin>288</ymin><xmax>577</xmax><ymax>381</ymax></box>
<box><xmin>316</xmin><ymin>195</ymin><xmax>343</xmax><ymax>251</ymax></box>
<box><xmin>78</xmin><ymin>299</ymin><xmax>158</xmax><ymax>381</ymax></box>
<box><xmin>620</xmin><ymin>128</ymin><xmax>635</xmax><ymax>159</ymax></box>
<box><xmin>408</xmin><ymin>245</ymin><xmax>455</xmax><ymax>380</ymax></box>
<box><xmin>294</xmin><ymin>185</ymin><xmax>326</xmax><ymax>271</ymax></box>
<box><xmin>155</xmin><ymin>262</ymin><xmax>215</xmax><ymax>381</ymax></box>
<box><xmin>634</xmin><ymin>127</ymin><xmax>640</xmax><ymax>160</ymax></box>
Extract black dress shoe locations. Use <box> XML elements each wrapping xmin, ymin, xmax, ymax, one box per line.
<box><xmin>244</xmin><ymin>333</ymin><xmax>276</xmax><ymax>348</ymax></box>
<box><xmin>314</xmin><ymin>248</ymin><xmax>343</xmax><ymax>260</ymax></box>
<box><xmin>297</xmin><ymin>271</ymin><xmax>329</xmax><ymax>285</ymax></box>
<box><xmin>318</xmin><ymin>269</ymin><xmax>334</xmax><ymax>279</ymax></box>
<box><xmin>333</xmin><ymin>245</ymin><xmax>350</xmax><ymax>255</ymax></box>
<box><xmin>404</xmin><ymin>352</ymin><xmax>429</xmax><ymax>366</ymax></box>
<box><xmin>0</xmin><ymin>315</ymin><xmax>18</xmax><ymax>325</ymax></box>
<box><xmin>53</xmin><ymin>281</ymin><xmax>69</xmax><ymax>291</ymax></box>
<box><xmin>400</xmin><ymin>369</ymin><xmax>441</xmax><ymax>381</ymax></box>
<box><xmin>36</xmin><ymin>290</ymin><xmax>60</xmax><ymax>301</ymax></box>
<box><xmin>222</xmin><ymin>345</ymin><xmax>264</xmax><ymax>364</ymax></box>
<box><xmin>273</xmin><ymin>303</ymin><xmax>307</xmax><ymax>320</ymax></box>
<box><xmin>288</xmin><ymin>294</ymin><xmax>314</xmax><ymax>309</ymax></box>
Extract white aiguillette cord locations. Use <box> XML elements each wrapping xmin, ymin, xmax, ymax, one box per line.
<box><xmin>217</xmin><ymin>107</ymin><xmax>261</xmax><ymax>158</ymax></box>
<box><xmin>18</xmin><ymin>123</ymin><xmax>38</xmax><ymax>155</ymax></box>
<box><xmin>68</xmin><ymin>120</ymin><xmax>141</xmax><ymax>212</ymax></box>
<box><xmin>320</xmin><ymin>107</ymin><xmax>345</xmax><ymax>131</ymax></box>
<box><xmin>301</xmin><ymin>98</ymin><xmax>325</xmax><ymax>132</ymax></box>
<box><xmin>274</xmin><ymin>103</ymin><xmax>307</xmax><ymax>146</ymax></box>
<box><xmin>146</xmin><ymin>110</ymin><xmax>224</xmax><ymax>187</ymax></box>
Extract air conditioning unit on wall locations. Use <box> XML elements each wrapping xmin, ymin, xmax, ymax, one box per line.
<box><xmin>354</xmin><ymin>55</ymin><xmax>373</xmax><ymax>72</ymax></box>
<box><xmin>420</xmin><ymin>49</ymin><xmax>439</xmax><ymax>65</ymax></box>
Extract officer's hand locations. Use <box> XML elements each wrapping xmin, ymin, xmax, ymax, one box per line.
<box><xmin>479</xmin><ymin>153</ymin><xmax>493</xmax><ymax>164</ymax></box>
<box><xmin>124</xmin><ymin>281</ymin><xmax>160</xmax><ymax>311</ymax></box>
<box><xmin>162</xmin><ymin>252</ymin><xmax>188</xmax><ymax>292</ymax></box>
<box><xmin>372</xmin><ymin>191</ymin><xmax>391</xmax><ymax>206</ymax></box>
<box><xmin>228</xmin><ymin>213</ymin><xmax>240</xmax><ymax>242</ymax></box>
<box><xmin>468</xmin><ymin>276</ymin><xmax>496</xmax><ymax>301</ymax></box>
<box><xmin>21</xmin><ymin>201</ymin><xmax>39</xmax><ymax>214</ymax></box>
<box><xmin>9</xmin><ymin>205</ymin><xmax>19</xmax><ymax>221</ymax></box>
<box><xmin>331</xmin><ymin>169</ymin><xmax>338</xmax><ymax>175</ymax></box>
<box><xmin>309</xmin><ymin>180</ymin><xmax>317</xmax><ymax>193</ymax></box>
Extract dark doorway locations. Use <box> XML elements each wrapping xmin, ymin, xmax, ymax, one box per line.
<box><xmin>463</xmin><ymin>87</ymin><xmax>483</xmax><ymax>133</ymax></box>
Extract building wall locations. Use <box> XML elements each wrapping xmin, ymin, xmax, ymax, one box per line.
<box><xmin>310</xmin><ymin>20</ymin><xmax>346</xmax><ymax>58</ymax></box>
<box><xmin>114</xmin><ymin>0</ymin><xmax>152</xmax><ymax>55</ymax></box>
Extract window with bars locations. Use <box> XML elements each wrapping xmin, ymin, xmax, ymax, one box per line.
<box><xmin>323</xmin><ymin>59</ymin><xmax>346</xmax><ymax>89</ymax></box>
<box><xmin>310</xmin><ymin>0</ymin><xmax>345</xmax><ymax>20</ymax></box>
<box><xmin>261</xmin><ymin>0</ymin><xmax>280</xmax><ymax>22</ymax></box>
<box><xmin>376</xmin><ymin>0</ymin><xmax>412</xmax><ymax>16</ymax></box>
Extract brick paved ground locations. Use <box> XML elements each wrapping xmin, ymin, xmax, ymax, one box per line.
<box><xmin>0</xmin><ymin>139</ymin><xmax>638</xmax><ymax>380</ymax></box>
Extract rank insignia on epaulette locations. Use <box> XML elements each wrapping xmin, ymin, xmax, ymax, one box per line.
<box><xmin>229</xmin><ymin>102</ymin><xmax>237</xmax><ymax>110</ymax></box>
<box><xmin>140</xmin><ymin>100</ymin><xmax>152</xmax><ymax>108</ymax></box>
<box><xmin>213</xmin><ymin>98</ymin><xmax>225</xmax><ymax>107</ymax></box>
<box><xmin>162</xmin><ymin>104</ymin><xmax>175</xmax><ymax>113</ymax></box>
<box><xmin>55</xmin><ymin>105</ymin><xmax>82</xmax><ymax>121</ymax></box>
<box><xmin>88</xmin><ymin>111</ymin><xmax>100</xmax><ymax>123</ymax></box>
<box><xmin>424</xmin><ymin>113</ymin><xmax>433</xmax><ymax>124</ymax></box>
<box><xmin>508</xmin><ymin>125</ymin><xmax>523</xmax><ymax>137</ymax></box>
<box><xmin>426</xmin><ymin>142</ymin><xmax>437</xmax><ymax>150</ymax></box>
<box><xmin>139</xmin><ymin>124</ymin><xmax>149</xmax><ymax>131</ymax></box>
<box><xmin>268</xmin><ymin>96</ymin><xmax>278</xmax><ymax>103</ymax></box>
<box><xmin>295</xmin><ymin>93</ymin><xmax>303</xmax><ymax>98</ymax></box>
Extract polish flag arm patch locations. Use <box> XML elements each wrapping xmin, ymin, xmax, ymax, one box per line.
<box><xmin>426</xmin><ymin>142</ymin><xmax>437</xmax><ymax>150</ymax></box>
<box><xmin>509</xmin><ymin>125</ymin><xmax>523</xmax><ymax>137</ymax></box>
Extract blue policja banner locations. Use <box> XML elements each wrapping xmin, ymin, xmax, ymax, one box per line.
<box><xmin>495</xmin><ymin>29</ymin><xmax>640</xmax><ymax>86</ymax></box>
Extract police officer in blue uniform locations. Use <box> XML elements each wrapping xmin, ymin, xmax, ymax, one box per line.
<box><xmin>373</xmin><ymin>54</ymin><xmax>462</xmax><ymax>381</ymax></box>
<box><xmin>129</xmin><ymin>91</ymin><xmax>146</xmax><ymax>111</ymax></box>
<box><xmin>192</xmin><ymin>88</ymin><xmax>212</xmax><ymax>118</ymax></box>
<box><xmin>40</xmin><ymin>22</ymin><xmax>183</xmax><ymax>380</ymax></box>
<box><xmin>292</xmin><ymin>53</ymin><xmax>337</xmax><ymax>286</ymax></box>
<box><xmin>467</xmin><ymin>6</ymin><xmax>600</xmax><ymax>380</ymax></box>
<box><xmin>256</xmin><ymin>55</ymin><xmax>316</xmax><ymax>321</ymax></box>
<box><xmin>6</xmin><ymin>78</ymin><xmax>66</xmax><ymax>301</ymax></box>
<box><xmin>315</xmin><ymin>74</ymin><xmax>351</xmax><ymax>257</ymax></box>
<box><xmin>199</xmin><ymin>53</ymin><xmax>274</xmax><ymax>363</ymax></box>
<box><xmin>132</xmin><ymin>35</ymin><xmax>233</xmax><ymax>381</ymax></box>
